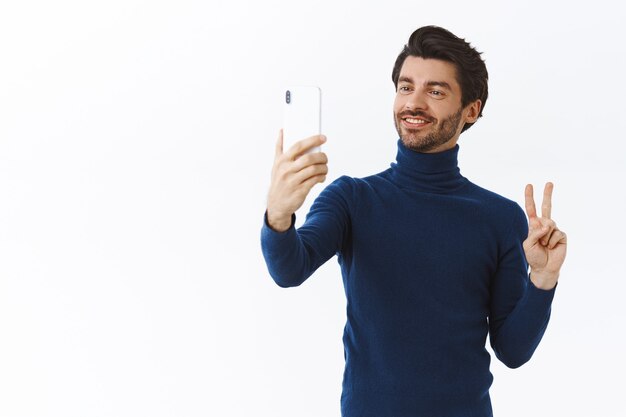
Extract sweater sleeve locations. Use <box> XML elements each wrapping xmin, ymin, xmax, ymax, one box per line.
<box><xmin>260</xmin><ymin>175</ymin><xmax>353</xmax><ymax>288</ymax></box>
<box><xmin>488</xmin><ymin>203</ymin><xmax>558</xmax><ymax>368</ymax></box>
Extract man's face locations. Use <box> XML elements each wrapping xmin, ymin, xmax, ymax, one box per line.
<box><xmin>393</xmin><ymin>56</ymin><xmax>474</xmax><ymax>153</ymax></box>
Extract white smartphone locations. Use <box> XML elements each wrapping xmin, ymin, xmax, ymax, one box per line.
<box><xmin>282</xmin><ymin>85</ymin><xmax>322</xmax><ymax>156</ymax></box>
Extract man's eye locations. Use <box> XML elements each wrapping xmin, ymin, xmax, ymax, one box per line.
<box><xmin>430</xmin><ymin>90</ymin><xmax>443</xmax><ymax>96</ymax></box>
<box><xmin>399</xmin><ymin>86</ymin><xmax>410</xmax><ymax>92</ymax></box>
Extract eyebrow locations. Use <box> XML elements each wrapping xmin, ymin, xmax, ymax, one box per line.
<box><xmin>398</xmin><ymin>76</ymin><xmax>453</xmax><ymax>91</ymax></box>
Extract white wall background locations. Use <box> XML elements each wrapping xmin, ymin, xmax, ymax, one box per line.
<box><xmin>0</xmin><ymin>0</ymin><xmax>624</xmax><ymax>416</ymax></box>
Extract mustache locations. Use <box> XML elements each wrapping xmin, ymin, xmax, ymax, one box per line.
<box><xmin>398</xmin><ymin>111</ymin><xmax>434</xmax><ymax>122</ymax></box>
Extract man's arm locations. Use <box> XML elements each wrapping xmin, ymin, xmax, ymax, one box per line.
<box><xmin>260</xmin><ymin>175</ymin><xmax>352</xmax><ymax>287</ymax></box>
<box><xmin>488</xmin><ymin>203</ymin><xmax>557</xmax><ymax>369</ymax></box>
<box><xmin>260</xmin><ymin>130</ymin><xmax>351</xmax><ymax>287</ymax></box>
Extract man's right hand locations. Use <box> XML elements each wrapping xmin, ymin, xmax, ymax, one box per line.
<box><xmin>266</xmin><ymin>129</ymin><xmax>328</xmax><ymax>232</ymax></box>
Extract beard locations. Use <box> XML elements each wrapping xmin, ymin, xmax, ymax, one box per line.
<box><xmin>394</xmin><ymin>106</ymin><xmax>463</xmax><ymax>153</ymax></box>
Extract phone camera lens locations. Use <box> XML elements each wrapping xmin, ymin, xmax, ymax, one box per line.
<box><xmin>286</xmin><ymin>90</ymin><xmax>291</xmax><ymax>104</ymax></box>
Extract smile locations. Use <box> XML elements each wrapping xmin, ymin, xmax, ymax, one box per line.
<box><xmin>402</xmin><ymin>117</ymin><xmax>431</xmax><ymax>128</ymax></box>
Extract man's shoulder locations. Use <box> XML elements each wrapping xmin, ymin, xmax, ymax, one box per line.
<box><xmin>326</xmin><ymin>168</ymin><xmax>392</xmax><ymax>191</ymax></box>
<box><xmin>463</xmin><ymin>180</ymin><xmax>525</xmax><ymax>218</ymax></box>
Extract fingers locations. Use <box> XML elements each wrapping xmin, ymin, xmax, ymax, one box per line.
<box><xmin>525</xmin><ymin>184</ymin><xmax>537</xmax><ymax>219</ymax></box>
<box><xmin>285</xmin><ymin>134</ymin><xmax>326</xmax><ymax>160</ymax></box>
<box><xmin>293</xmin><ymin>161</ymin><xmax>329</xmax><ymax>185</ymax></box>
<box><xmin>524</xmin><ymin>222</ymin><xmax>551</xmax><ymax>250</ymax></box>
<box><xmin>527</xmin><ymin>217</ymin><xmax>557</xmax><ymax>246</ymax></box>
<box><xmin>547</xmin><ymin>229</ymin><xmax>567</xmax><ymax>249</ymax></box>
<box><xmin>290</xmin><ymin>151</ymin><xmax>328</xmax><ymax>173</ymax></box>
<box><xmin>272</xmin><ymin>130</ymin><xmax>328</xmax><ymax>185</ymax></box>
<box><xmin>268</xmin><ymin>131</ymin><xmax>328</xmax><ymax>218</ymax></box>
<box><xmin>299</xmin><ymin>173</ymin><xmax>328</xmax><ymax>196</ymax></box>
<box><xmin>524</xmin><ymin>182</ymin><xmax>562</xmax><ymax>251</ymax></box>
<box><xmin>526</xmin><ymin>181</ymin><xmax>554</xmax><ymax>220</ymax></box>
<box><xmin>539</xmin><ymin>220</ymin><xmax>556</xmax><ymax>245</ymax></box>
<box><xmin>542</xmin><ymin>182</ymin><xmax>553</xmax><ymax>220</ymax></box>
<box><xmin>275</xmin><ymin>129</ymin><xmax>284</xmax><ymax>158</ymax></box>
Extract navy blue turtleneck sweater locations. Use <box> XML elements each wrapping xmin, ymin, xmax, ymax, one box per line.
<box><xmin>260</xmin><ymin>139</ymin><xmax>557</xmax><ymax>417</ymax></box>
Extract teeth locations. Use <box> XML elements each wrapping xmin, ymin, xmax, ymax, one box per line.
<box><xmin>404</xmin><ymin>118</ymin><xmax>427</xmax><ymax>124</ymax></box>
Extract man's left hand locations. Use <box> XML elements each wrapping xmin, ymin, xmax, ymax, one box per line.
<box><xmin>523</xmin><ymin>182</ymin><xmax>568</xmax><ymax>290</ymax></box>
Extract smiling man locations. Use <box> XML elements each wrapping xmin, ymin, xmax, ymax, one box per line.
<box><xmin>261</xmin><ymin>25</ymin><xmax>567</xmax><ymax>417</ymax></box>
<box><xmin>393</xmin><ymin>56</ymin><xmax>480</xmax><ymax>153</ymax></box>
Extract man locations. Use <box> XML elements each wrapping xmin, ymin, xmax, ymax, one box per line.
<box><xmin>260</xmin><ymin>25</ymin><xmax>567</xmax><ymax>417</ymax></box>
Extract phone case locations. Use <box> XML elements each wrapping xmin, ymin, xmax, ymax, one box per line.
<box><xmin>282</xmin><ymin>85</ymin><xmax>322</xmax><ymax>156</ymax></box>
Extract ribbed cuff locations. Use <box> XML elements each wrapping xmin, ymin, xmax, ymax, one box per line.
<box><xmin>262</xmin><ymin>210</ymin><xmax>296</xmax><ymax>234</ymax></box>
<box><xmin>527</xmin><ymin>273</ymin><xmax>558</xmax><ymax>302</ymax></box>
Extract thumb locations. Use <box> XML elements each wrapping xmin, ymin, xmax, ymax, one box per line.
<box><xmin>275</xmin><ymin>129</ymin><xmax>284</xmax><ymax>158</ymax></box>
<box><xmin>527</xmin><ymin>224</ymin><xmax>550</xmax><ymax>246</ymax></box>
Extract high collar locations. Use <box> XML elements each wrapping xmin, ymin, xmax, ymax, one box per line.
<box><xmin>389</xmin><ymin>138</ymin><xmax>468</xmax><ymax>193</ymax></box>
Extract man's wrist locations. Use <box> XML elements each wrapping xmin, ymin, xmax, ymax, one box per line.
<box><xmin>530</xmin><ymin>270</ymin><xmax>559</xmax><ymax>291</ymax></box>
<box><xmin>266</xmin><ymin>209</ymin><xmax>293</xmax><ymax>233</ymax></box>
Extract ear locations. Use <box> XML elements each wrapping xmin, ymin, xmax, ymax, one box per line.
<box><xmin>464</xmin><ymin>99</ymin><xmax>482</xmax><ymax>123</ymax></box>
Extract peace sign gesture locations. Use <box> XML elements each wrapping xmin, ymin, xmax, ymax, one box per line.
<box><xmin>523</xmin><ymin>182</ymin><xmax>567</xmax><ymax>290</ymax></box>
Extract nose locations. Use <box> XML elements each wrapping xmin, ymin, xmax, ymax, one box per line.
<box><xmin>404</xmin><ymin>90</ymin><xmax>428</xmax><ymax>112</ymax></box>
